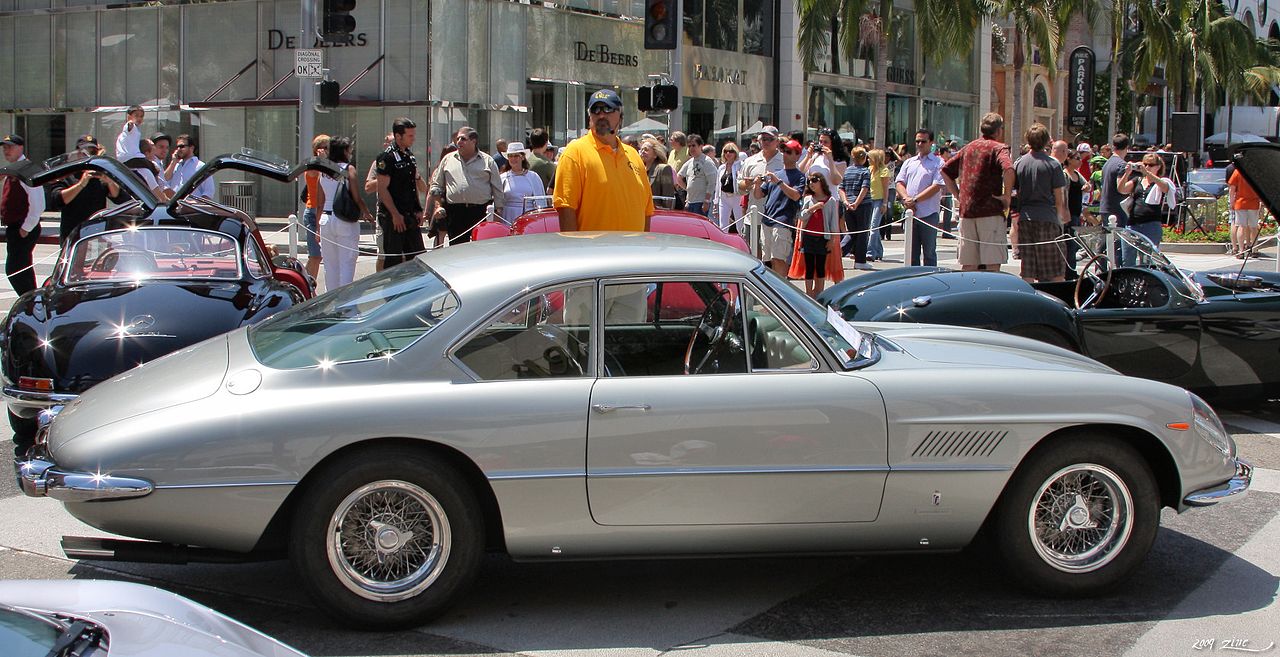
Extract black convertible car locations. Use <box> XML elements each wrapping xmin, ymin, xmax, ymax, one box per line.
<box><xmin>820</xmin><ymin>143</ymin><xmax>1280</xmax><ymax>403</ymax></box>
<box><xmin>1</xmin><ymin>151</ymin><xmax>338</xmax><ymax>450</ymax></box>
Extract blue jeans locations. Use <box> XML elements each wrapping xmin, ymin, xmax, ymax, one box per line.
<box><xmin>910</xmin><ymin>212</ymin><xmax>940</xmax><ymax>266</ymax></box>
<box><xmin>686</xmin><ymin>201</ymin><xmax>707</xmax><ymax>217</ymax></box>
<box><xmin>1121</xmin><ymin>220</ymin><xmax>1163</xmax><ymax>266</ymax></box>
<box><xmin>866</xmin><ymin>200</ymin><xmax>884</xmax><ymax>260</ymax></box>
<box><xmin>302</xmin><ymin>207</ymin><xmax>321</xmax><ymax>257</ymax></box>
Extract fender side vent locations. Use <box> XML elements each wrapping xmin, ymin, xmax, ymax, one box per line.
<box><xmin>912</xmin><ymin>430</ymin><xmax>1007</xmax><ymax>458</ymax></box>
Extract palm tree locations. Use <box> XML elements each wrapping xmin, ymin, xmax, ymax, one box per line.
<box><xmin>1125</xmin><ymin>0</ymin><xmax>1280</xmax><ymax>143</ymax></box>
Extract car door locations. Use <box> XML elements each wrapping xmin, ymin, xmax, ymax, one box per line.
<box><xmin>586</xmin><ymin>278</ymin><xmax>888</xmax><ymax>526</ymax></box>
<box><xmin>1077</xmin><ymin>270</ymin><xmax>1202</xmax><ymax>383</ymax></box>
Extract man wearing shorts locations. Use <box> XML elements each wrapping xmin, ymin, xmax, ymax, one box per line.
<box><xmin>941</xmin><ymin>112</ymin><xmax>1014</xmax><ymax>271</ymax></box>
<box><xmin>750</xmin><ymin>139</ymin><xmax>805</xmax><ymax>275</ymax></box>
<box><xmin>1228</xmin><ymin>167</ymin><xmax>1262</xmax><ymax>258</ymax></box>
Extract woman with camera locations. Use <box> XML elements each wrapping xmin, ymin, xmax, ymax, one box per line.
<box><xmin>1121</xmin><ymin>154</ymin><xmax>1176</xmax><ymax>255</ymax></box>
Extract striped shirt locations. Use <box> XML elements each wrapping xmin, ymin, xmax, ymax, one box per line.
<box><xmin>840</xmin><ymin>164</ymin><xmax>870</xmax><ymax>203</ymax></box>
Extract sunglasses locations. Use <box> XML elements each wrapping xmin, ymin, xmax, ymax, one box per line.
<box><xmin>457</xmin><ymin>135</ymin><xmax>477</xmax><ymax>142</ymax></box>
<box><xmin>175</xmin><ymin>144</ymin><xmax>190</xmax><ymax>148</ymax></box>
<box><xmin>759</xmin><ymin>135</ymin><xmax>777</xmax><ymax>141</ymax></box>
<box><xmin>589</xmin><ymin>106</ymin><xmax>619</xmax><ymax>115</ymax></box>
<box><xmin>915</xmin><ymin>139</ymin><xmax>929</xmax><ymax>144</ymax></box>
<box><xmin>808</xmin><ymin>177</ymin><xmax>824</xmax><ymax>182</ymax></box>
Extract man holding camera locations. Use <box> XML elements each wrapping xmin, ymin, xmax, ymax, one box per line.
<box><xmin>50</xmin><ymin>135</ymin><xmax>126</xmax><ymax>243</ymax></box>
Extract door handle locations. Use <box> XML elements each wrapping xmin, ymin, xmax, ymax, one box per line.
<box><xmin>592</xmin><ymin>403</ymin><xmax>652</xmax><ymax>414</ymax></box>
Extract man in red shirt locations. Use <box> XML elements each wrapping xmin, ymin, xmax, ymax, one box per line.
<box><xmin>941</xmin><ymin>113</ymin><xmax>1015</xmax><ymax>271</ymax></box>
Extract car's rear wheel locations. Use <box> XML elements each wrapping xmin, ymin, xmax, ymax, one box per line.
<box><xmin>290</xmin><ymin>448</ymin><xmax>484</xmax><ymax>629</ymax></box>
<box><xmin>994</xmin><ymin>436</ymin><xmax>1159</xmax><ymax>596</ymax></box>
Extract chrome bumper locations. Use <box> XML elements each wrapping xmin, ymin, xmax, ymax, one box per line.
<box><xmin>3</xmin><ymin>386</ymin><xmax>79</xmax><ymax>413</ymax></box>
<box><xmin>1184</xmin><ymin>459</ymin><xmax>1252</xmax><ymax>507</ymax></box>
<box><xmin>15</xmin><ymin>445</ymin><xmax>154</xmax><ymax>502</ymax></box>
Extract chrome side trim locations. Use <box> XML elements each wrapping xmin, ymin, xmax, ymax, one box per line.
<box><xmin>892</xmin><ymin>464</ymin><xmax>1013</xmax><ymax>472</ymax></box>
<box><xmin>1184</xmin><ymin>459</ymin><xmax>1252</xmax><ymax>507</ymax></box>
<box><xmin>2</xmin><ymin>387</ymin><xmax>79</xmax><ymax>410</ymax></box>
<box><xmin>153</xmin><ymin>481</ymin><xmax>298</xmax><ymax>490</ymax></box>
<box><xmin>486</xmin><ymin>470</ymin><xmax>584</xmax><ymax>481</ymax></box>
<box><xmin>588</xmin><ymin>465</ymin><xmax>892</xmax><ymax>478</ymax></box>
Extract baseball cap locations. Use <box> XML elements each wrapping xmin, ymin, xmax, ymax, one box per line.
<box><xmin>0</xmin><ymin>134</ymin><xmax>23</xmax><ymax>147</ymax></box>
<box><xmin>1076</xmin><ymin>143</ymin><xmax>1092</xmax><ymax>153</ymax></box>
<box><xmin>151</xmin><ymin>132</ymin><xmax>171</xmax><ymax>143</ymax></box>
<box><xmin>759</xmin><ymin>125</ymin><xmax>780</xmax><ymax>138</ymax></box>
<box><xmin>75</xmin><ymin>134</ymin><xmax>99</xmax><ymax>149</ymax></box>
<box><xmin>588</xmin><ymin>89</ymin><xmax>623</xmax><ymax>111</ymax></box>
<box><xmin>782</xmin><ymin>139</ymin><xmax>803</xmax><ymax>153</ymax></box>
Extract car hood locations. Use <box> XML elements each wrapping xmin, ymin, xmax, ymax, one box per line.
<box><xmin>820</xmin><ymin>268</ymin><xmax>1032</xmax><ymax>321</ymax></box>
<box><xmin>0</xmin><ymin>580</ymin><xmax>306</xmax><ymax>657</ymax></box>
<box><xmin>4</xmin><ymin>281</ymin><xmax>257</xmax><ymax>393</ymax></box>
<box><xmin>48</xmin><ymin>334</ymin><xmax>229</xmax><ymax>450</ymax></box>
<box><xmin>864</xmin><ymin>322</ymin><xmax>1118</xmax><ymax>375</ymax></box>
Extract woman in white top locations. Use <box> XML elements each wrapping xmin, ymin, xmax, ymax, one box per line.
<box><xmin>799</xmin><ymin>128</ymin><xmax>849</xmax><ymax>188</ymax></box>
<box><xmin>499</xmin><ymin>142</ymin><xmax>547</xmax><ymax>223</ymax></box>
<box><xmin>713</xmin><ymin>142</ymin><xmax>744</xmax><ymax>232</ymax></box>
<box><xmin>316</xmin><ymin>137</ymin><xmax>372</xmax><ymax>292</ymax></box>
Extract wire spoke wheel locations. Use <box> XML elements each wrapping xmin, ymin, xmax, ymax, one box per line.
<box><xmin>1028</xmin><ymin>464</ymin><xmax>1133</xmax><ymax>573</ymax></box>
<box><xmin>326</xmin><ymin>480</ymin><xmax>452</xmax><ymax>602</ymax></box>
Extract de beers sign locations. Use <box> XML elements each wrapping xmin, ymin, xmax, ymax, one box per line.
<box><xmin>1068</xmin><ymin>46</ymin><xmax>1095</xmax><ymax>128</ymax></box>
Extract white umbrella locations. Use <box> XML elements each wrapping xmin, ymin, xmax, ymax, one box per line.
<box><xmin>740</xmin><ymin>121</ymin><xmax>766</xmax><ymax>136</ymax></box>
<box><xmin>619</xmin><ymin>117</ymin><xmax>670</xmax><ymax>135</ymax></box>
<box><xmin>713</xmin><ymin>125</ymin><xmax>739</xmax><ymax>138</ymax></box>
<box><xmin>1204</xmin><ymin>132</ymin><xmax>1269</xmax><ymax>144</ymax></box>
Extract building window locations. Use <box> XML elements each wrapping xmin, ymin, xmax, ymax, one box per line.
<box><xmin>743</xmin><ymin>0</ymin><xmax>772</xmax><ymax>56</ymax></box>
<box><xmin>1034</xmin><ymin>83</ymin><xmax>1050</xmax><ymax>108</ymax></box>
<box><xmin>705</xmin><ymin>0</ymin><xmax>739</xmax><ymax>51</ymax></box>
<box><xmin>684</xmin><ymin>0</ymin><xmax>704</xmax><ymax>47</ymax></box>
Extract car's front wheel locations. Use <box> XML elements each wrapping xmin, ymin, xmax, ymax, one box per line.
<box><xmin>290</xmin><ymin>448</ymin><xmax>485</xmax><ymax>629</ymax></box>
<box><xmin>994</xmin><ymin>435</ymin><xmax>1159</xmax><ymax>596</ymax></box>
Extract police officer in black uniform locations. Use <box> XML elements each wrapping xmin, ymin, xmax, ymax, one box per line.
<box><xmin>375</xmin><ymin>117</ymin><xmax>427</xmax><ymax>269</ymax></box>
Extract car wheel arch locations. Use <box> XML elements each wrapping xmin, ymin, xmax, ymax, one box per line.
<box><xmin>984</xmin><ymin>424</ymin><xmax>1182</xmax><ymax>529</ymax></box>
<box><xmin>252</xmin><ymin>437</ymin><xmax>506</xmax><ymax>555</ymax></box>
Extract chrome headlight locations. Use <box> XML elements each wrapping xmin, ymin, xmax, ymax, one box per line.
<box><xmin>1190</xmin><ymin>393</ymin><xmax>1234</xmax><ymax>458</ymax></box>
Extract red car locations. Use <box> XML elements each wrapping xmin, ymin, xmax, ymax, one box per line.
<box><xmin>472</xmin><ymin>207</ymin><xmax>750</xmax><ymax>253</ymax></box>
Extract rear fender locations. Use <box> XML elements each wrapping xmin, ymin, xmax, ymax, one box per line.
<box><xmin>870</xmin><ymin>289</ymin><xmax>1079</xmax><ymax>346</ymax></box>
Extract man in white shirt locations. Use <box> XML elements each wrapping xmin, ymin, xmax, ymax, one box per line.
<box><xmin>676</xmin><ymin>134</ymin><xmax>715</xmax><ymax>217</ymax></box>
<box><xmin>736</xmin><ymin>125</ymin><xmax>785</xmax><ymax>254</ymax></box>
<box><xmin>149</xmin><ymin>132</ymin><xmax>173</xmax><ymax>193</ymax></box>
<box><xmin>2</xmin><ymin>134</ymin><xmax>46</xmax><ymax>296</ymax></box>
<box><xmin>164</xmin><ymin>134</ymin><xmax>214</xmax><ymax>199</ymax></box>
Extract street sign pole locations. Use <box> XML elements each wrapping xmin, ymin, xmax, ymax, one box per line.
<box><xmin>296</xmin><ymin>0</ymin><xmax>318</xmax><ymax>260</ymax></box>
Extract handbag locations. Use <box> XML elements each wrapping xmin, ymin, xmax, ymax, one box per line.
<box><xmin>332</xmin><ymin>169</ymin><xmax>361</xmax><ymax>222</ymax></box>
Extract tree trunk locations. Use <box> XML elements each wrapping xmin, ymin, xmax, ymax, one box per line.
<box><xmin>1107</xmin><ymin>1</ymin><xmax>1121</xmax><ymax>137</ymax></box>
<box><xmin>830</xmin><ymin>14</ymin><xmax>841</xmax><ymax>76</ymax></box>
<box><xmin>1011</xmin><ymin>25</ymin><xmax>1024</xmax><ymax>146</ymax></box>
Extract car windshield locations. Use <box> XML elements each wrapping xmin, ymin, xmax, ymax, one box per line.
<box><xmin>249</xmin><ymin>259</ymin><xmax>458</xmax><ymax>369</ymax></box>
<box><xmin>0</xmin><ymin>607</ymin><xmax>61</xmax><ymax>657</ymax></box>
<box><xmin>1113</xmin><ymin>228</ymin><xmax>1205</xmax><ymax>302</ymax></box>
<box><xmin>755</xmin><ymin>265</ymin><xmax>874</xmax><ymax>368</ymax></box>
<box><xmin>65</xmin><ymin>228</ymin><xmax>240</xmax><ymax>284</ymax></box>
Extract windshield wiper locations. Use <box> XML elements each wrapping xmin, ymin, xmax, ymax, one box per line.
<box><xmin>44</xmin><ymin>619</ymin><xmax>103</xmax><ymax>657</ymax></box>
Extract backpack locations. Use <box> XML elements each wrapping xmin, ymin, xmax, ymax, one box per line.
<box><xmin>332</xmin><ymin>167</ymin><xmax>360</xmax><ymax>222</ymax></box>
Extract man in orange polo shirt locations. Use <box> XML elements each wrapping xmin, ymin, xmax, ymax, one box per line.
<box><xmin>1228</xmin><ymin>167</ymin><xmax>1263</xmax><ymax>258</ymax></box>
<box><xmin>554</xmin><ymin>89</ymin><xmax>654</xmax><ymax>232</ymax></box>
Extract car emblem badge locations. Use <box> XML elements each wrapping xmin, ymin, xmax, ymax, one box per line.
<box><xmin>128</xmin><ymin>314</ymin><xmax>155</xmax><ymax>330</ymax></box>
<box><xmin>932</xmin><ymin>491</ymin><xmax>942</xmax><ymax>506</ymax></box>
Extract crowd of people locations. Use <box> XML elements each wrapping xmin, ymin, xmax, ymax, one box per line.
<box><xmin>3</xmin><ymin>93</ymin><xmax>1270</xmax><ymax>299</ymax></box>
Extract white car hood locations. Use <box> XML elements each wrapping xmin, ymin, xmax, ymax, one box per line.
<box><xmin>0</xmin><ymin>580</ymin><xmax>306</xmax><ymax>657</ymax></box>
<box><xmin>864</xmin><ymin>323</ymin><xmax>1118</xmax><ymax>375</ymax></box>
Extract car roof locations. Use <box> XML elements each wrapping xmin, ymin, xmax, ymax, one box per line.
<box><xmin>421</xmin><ymin>232</ymin><xmax>760</xmax><ymax>297</ymax></box>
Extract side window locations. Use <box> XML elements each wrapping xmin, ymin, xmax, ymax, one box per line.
<box><xmin>601</xmin><ymin>280</ymin><xmax>748</xmax><ymax>376</ymax></box>
<box><xmin>744</xmin><ymin>288</ymin><xmax>816</xmax><ymax>370</ymax></box>
<box><xmin>455</xmin><ymin>284</ymin><xmax>593</xmax><ymax>380</ymax></box>
<box><xmin>242</xmin><ymin>238</ymin><xmax>269</xmax><ymax>279</ymax></box>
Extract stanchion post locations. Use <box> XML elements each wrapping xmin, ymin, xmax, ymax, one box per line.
<box><xmin>902</xmin><ymin>209</ymin><xmax>915</xmax><ymax>266</ymax></box>
<box><xmin>1106</xmin><ymin>215</ymin><xmax>1117</xmax><ymax>265</ymax></box>
<box><xmin>748</xmin><ymin>207</ymin><xmax>760</xmax><ymax>259</ymax></box>
<box><xmin>288</xmin><ymin>212</ymin><xmax>299</xmax><ymax>259</ymax></box>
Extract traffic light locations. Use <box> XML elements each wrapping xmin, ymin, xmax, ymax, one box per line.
<box><xmin>321</xmin><ymin>0</ymin><xmax>356</xmax><ymax>40</ymax></box>
<box><xmin>644</xmin><ymin>0</ymin><xmax>677</xmax><ymax>50</ymax></box>
<box><xmin>318</xmin><ymin>80</ymin><xmax>340</xmax><ymax>108</ymax></box>
<box><xmin>651</xmin><ymin>84</ymin><xmax>678</xmax><ymax>111</ymax></box>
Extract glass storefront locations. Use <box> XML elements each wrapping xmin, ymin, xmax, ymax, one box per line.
<box><xmin>922</xmin><ymin>100</ymin><xmax>974</xmax><ymax>143</ymax></box>
<box><xmin>807</xmin><ymin>86</ymin><xmax>873</xmax><ymax>143</ymax></box>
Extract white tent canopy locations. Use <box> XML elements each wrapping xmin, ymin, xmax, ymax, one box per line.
<box><xmin>713</xmin><ymin>124</ymin><xmax>739</xmax><ymax>137</ymax></box>
<box><xmin>1203</xmin><ymin>132</ymin><xmax>1269</xmax><ymax>144</ymax></box>
<box><xmin>740</xmin><ymin>120</ymin><xmax>767</xmax><ymax>136</ymax></box>
<box><xmin>619</xmin><ymin>117</ymin><xmax>670</xmax><ymax>135</ymax></box>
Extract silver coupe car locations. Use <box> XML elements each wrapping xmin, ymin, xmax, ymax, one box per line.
<box><xmin>15</xmin><ymin>233</ymin><xmax>1251</xmax><ymax>629</ymax></box>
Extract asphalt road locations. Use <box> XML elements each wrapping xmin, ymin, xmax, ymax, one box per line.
<box><xmin>1</xmin><ymin>406</ymin><xmax>1277</xmax><ymax>657</ymax></box>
